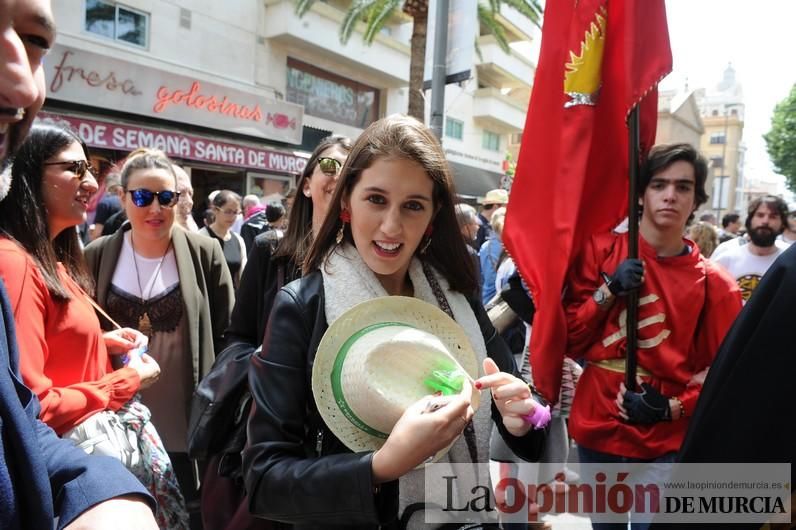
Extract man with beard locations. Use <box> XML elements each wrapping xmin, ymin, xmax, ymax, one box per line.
<box><xmin>712</xmin><ymin>195</ymin><xmax>788</xmax><ymax>303</ymax></box>
<box><xmin>0</xmin><ymin>0</ymin><xmax>157</xmax><ymax>527</ymax></box>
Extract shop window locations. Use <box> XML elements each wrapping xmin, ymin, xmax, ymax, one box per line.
<box><xmin>286</xmin><ymin>58</ymin><xmax>380</xmax><ymax>129</ymax></box>
<box><xmin>482</xmin><ymin>130</ymin><xmax>501</xmax><ymax>152</ymax></box>
<box><xmin>85</xmin><ymin>0</ymin><xmax>149</xmax><ymax>48</ymax></box>
<box><xmin>445</xmin><ymin>118</ymin><xmax>464</xmax><ymax>140</ymax></box>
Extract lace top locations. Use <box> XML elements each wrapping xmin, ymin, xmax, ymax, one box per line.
<box><xmin>106</xmin><ymin>283</ymin><xmax>183</xmax><ymax>334</ymax></box>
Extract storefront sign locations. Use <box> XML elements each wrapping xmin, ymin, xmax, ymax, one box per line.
<box><xmin>37</xmin><ymin>112</ymin><xmax>307</xmax><ymax>174</ymax></box>
<box><xmin>286</xmin><ymin>58</ymin><xmax>379</xmax><ymax>129</ymax></box>
<box><xmin>45</xmin><ymin>44</ymin><xmax>304</xmax><ymax>144</ymax></box>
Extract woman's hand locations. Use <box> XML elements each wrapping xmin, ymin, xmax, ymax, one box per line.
<box><xmin>371</xmin><ymin>380</ymin><xmax>476</xmax><ymax>484</ymax></box>
<box><xmin>475</xmin><ymin>358</ymin><xmax>538</xmax><ymax>437</ymax></box>
<box><xmin>103</xmin><ymin>328</ymin><xmax>146</xmax><ymax>355</ymax></box>
<box><xmin>127</xmin><ymin>353</ymin><xmax>161</xmax><ymax>389</ymax></box>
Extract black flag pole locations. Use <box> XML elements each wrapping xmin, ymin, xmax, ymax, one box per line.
<box><xmin>625</xmin><ymin>106</ymin><xmax>641</xmax><ymax>391</ymax></box>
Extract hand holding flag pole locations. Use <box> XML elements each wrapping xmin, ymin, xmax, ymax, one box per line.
<box><xmin>625</xmin><ymin>107</ymin><xmax>641</xmax><ymax>392</ymax></box>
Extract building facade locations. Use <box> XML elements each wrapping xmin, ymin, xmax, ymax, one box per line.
<box><xmin>655</xmin><ymin>89</ymin><xmax>704</xmax><ymax>150</ymax></box>
<box><xmin>46</xmin><ymin>0</ymin><xmax>317</xmax><ymax>216</ymax></box>
<box><xmin>694</xmin><ymin>64</ymin><xmax>746</xmax><ymax>218</ymax></box>
<box><xmin>441</xmin><ymin>5</ymin><xmax>537</xmax><ymax>199</ymax></box>
<box><xmin>44</xmin><ymin>0</ymin><xmax>535</xmax><ymax>216</ymax></box>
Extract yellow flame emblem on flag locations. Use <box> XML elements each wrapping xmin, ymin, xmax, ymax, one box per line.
<box><xmin>564</xmin><ymin>7</ymin><xmax>607</xmax><ymax>107</ymax></box>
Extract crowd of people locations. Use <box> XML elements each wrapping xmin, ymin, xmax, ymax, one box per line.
<box><xmin>1</xmin><ymin>1</ymin><xmax>793</xmax><ymax>530</ymax></box>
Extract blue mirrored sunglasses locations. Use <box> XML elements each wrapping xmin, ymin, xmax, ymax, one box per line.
<box><xmin>127</xmin><ymin>188</ymin><xmax>180</xmax><ymax>208</ymax></box>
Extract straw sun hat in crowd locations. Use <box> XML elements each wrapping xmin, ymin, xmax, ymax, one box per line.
<box><xmin>312</xmin><ymin>296</ymin><xmax>481</xmax><ymax>459</ymax></box>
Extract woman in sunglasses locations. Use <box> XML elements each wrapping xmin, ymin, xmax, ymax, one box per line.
<box><xmin>199</xmin><ymin>189</ymin><xmax>247</xmax><ymax>289</ymax></box>
<box><xmin>198</xmin><ymin>135</ymin><xmax>351</xmax><ymax>530</ymax></box>
<box><xmin>84</xmin><ymin>147</ymin><xmax>235</xmax><ymax>515</ymax></box>
<box><xmin>0</xmin><ymin>125</ymin><xmax>161</xmax><ymax>436</ymax></box>
<box><xmin>225</xmin><ymin>134</ymin><xmax>352</xmax><ymax>346</ymax></box>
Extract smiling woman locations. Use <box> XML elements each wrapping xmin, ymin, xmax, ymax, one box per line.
<box><xmin>0</xmin><ymin>125</ymin><xmax>188</xmax><ymax>520</ymax></box>
<box><xmin>243</xmin><ymin>115</ymin><xmax>548</xmax><ymax>529</ymax></box>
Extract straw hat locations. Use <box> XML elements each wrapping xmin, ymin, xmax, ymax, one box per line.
<box><xmin>479</xmin><ymin>188</ymin><xmax>508</xmax><ymax>205</ymax></box>
<box><xmin>312</xmin><ymin>296</ymin><xmax>481</xmax><ymax>456</ymax></box>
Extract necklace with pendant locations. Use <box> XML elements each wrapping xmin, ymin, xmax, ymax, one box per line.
<box><xmin>131</xmin><ymin>233</ymin><xmax>172</xmax><ymax>338</ymax></box>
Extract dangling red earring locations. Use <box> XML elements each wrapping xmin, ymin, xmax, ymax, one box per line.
<box><xmin>340</xmin><ymin>210</ymin><xmax>351</xmax><ymax>223</ymax></box>
<box><xmin>424</xmin><ymin>225</ymin><xmax>433</xmax><ymax>237</ymax></box>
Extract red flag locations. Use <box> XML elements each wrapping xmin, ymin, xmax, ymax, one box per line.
<box><xmin>503</xmin><ymin>0</ymin><xmax>672</xmax><ymax>403</ymax></box>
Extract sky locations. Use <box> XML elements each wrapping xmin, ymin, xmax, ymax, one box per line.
<box><xmin>662</xmin><ymin>0</ymin><xmax>796</xmax><ymax>195</ymax></box>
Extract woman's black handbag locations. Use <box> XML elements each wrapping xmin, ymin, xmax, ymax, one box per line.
<box><xmin>187</xmin><ymin>341</ymin><xmax>257</xmax><ymax>461</ymax></box>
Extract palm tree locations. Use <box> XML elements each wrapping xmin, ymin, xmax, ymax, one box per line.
<box><xmin>295</xmin><ymin>0</ymin><xmax>542</xmax><ymax>121</ymax></box>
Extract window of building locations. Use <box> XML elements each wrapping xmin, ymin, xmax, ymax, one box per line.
<box><xmin>85</xmin><ymin>0</ymin><xmax>149</xmax><ymax>48</ymax></box>
<box><xmin>482</xmin><ymin>130</ymin><xmax>500</xmax><ymax>152</ymax></box>
<box><xmin>510</xmin><ymin>132</ymin><xmax>523</xmax><ymax>145</ymax></box>
<box><xmin>445</xmin><ymin>118</ymin><xmax>464</xmax><ymax>140</ymax></box>
<box><xmin>710</xmin><ymin>132</ymin><xmax>726</xmax><ymax>145</ymax></box>
<box><xmin>286</xmin><ymin>58</ymin><xmax>380</xmax><ymax>129</ymax></box>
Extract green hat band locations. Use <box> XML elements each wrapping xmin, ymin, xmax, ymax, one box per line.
<box><xmin>330</xmin><ymin>321</ymin><xmax>418</xmax><ymax>440</ymax></box>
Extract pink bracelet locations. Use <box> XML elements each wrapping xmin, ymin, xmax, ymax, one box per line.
<box><xmin>522</xmin><ymin>404</ymin><xmax>552</xmax><ymax>430</ymax></box>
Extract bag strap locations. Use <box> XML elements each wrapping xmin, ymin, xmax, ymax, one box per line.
<box><xmin>83</xmin><ymin>292</ymin><xmax>123</xmax><ymax>330</ymax></box>
<box><xmin>421</xmin><ymin>261</ymin><xmax>454</xmax><ymax>319</ymax></box>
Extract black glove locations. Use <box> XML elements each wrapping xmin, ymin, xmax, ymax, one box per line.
<box><xmin>607</xmin><ymin>258</ymin><xmax>644</xmax><ymax>296</ymax></box>
<box><xmin>622</xmin><ymin>382</ymin><xmax>671</xmax><ymax>424</ymax></box>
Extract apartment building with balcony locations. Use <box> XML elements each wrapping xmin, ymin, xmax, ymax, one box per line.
<box><xmin>44</xmin><ymin>0</ymin><xmax>534</xmax><ymax>208</ymax></box>
<box><xmin>695</xmin><ymin>64</ymin><xmax>746</xmax><ymax>217</ymax></box>
<box><xmin>440</xmin><ymin>5</ymin><xmax>537</xmax><ymax>198</ymax></box>
<box><xmin>44</xmin><ymin>0</ymin><xmax>405</xmax><ymax>209</ymax></box>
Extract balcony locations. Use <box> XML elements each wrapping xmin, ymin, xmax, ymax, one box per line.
<box><xmin>476</xmin><ymin>35</ymin><xmax>535</xmax><ymax>89</ymax></box>
<box><xmin>472</xmin><ymin>88</ymin><xmax>527</xmax><ymax>133</ymax></box>
<box><xmin>496</xmin><ymin>3</ymin><xmax>539</xmax><ymax>42</ymax></box>
<box><xmin>261</xmin><ymin>0</ymin><xmax>410</xmax><ymax>86</ymax></box>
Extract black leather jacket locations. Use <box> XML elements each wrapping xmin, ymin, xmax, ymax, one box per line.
<box><xmin>243</xmin><ymin>271</ymin><xmax>545</xmax><ymax>529</ymax></box>
<box><xmin>225</xmin><ymin>234</ymin><xmax>299</xmax><ymax>347</ymax></box>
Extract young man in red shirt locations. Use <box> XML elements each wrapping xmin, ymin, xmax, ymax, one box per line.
<box><xmin>563</xmin><ymin>144</ymin><xmax>743</xmax><ymax>529</ymax></box>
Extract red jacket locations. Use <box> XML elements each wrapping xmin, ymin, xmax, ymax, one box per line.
<box><xmin>564</xmin><ymin>232</ymin><xmax>742</xmax><ymax>458</ymax></box>
<box><xmin>0</xmin><ymin>238</ymin><xmax>139</xmax><ymax>434</ymax></box>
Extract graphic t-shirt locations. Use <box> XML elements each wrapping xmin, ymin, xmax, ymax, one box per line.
<box><xmin>712</xmin><ymin>244</ymin><xmax>784</xmax><ymax>303</ymax></box>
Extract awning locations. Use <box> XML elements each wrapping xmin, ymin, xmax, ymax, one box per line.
<box><xmin>448</xmin><ymin>161</ymin><xmax>503</xmax><ymax>199</ymax></box>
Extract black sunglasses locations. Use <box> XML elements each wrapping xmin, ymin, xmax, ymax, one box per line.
<box><xmin>317</xmin><ymin>157</ymin><xmax>342</xmax><ymax>176</ymax></box>
<box><xmin>127</xmin><ymin>188</ymin><xmax>180</xmax><ymax>208</ymax></box>
<box><xmin>42</xmin><ymin>160</ymin><xmax>95</xmax><ymax>179</ymax></box>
